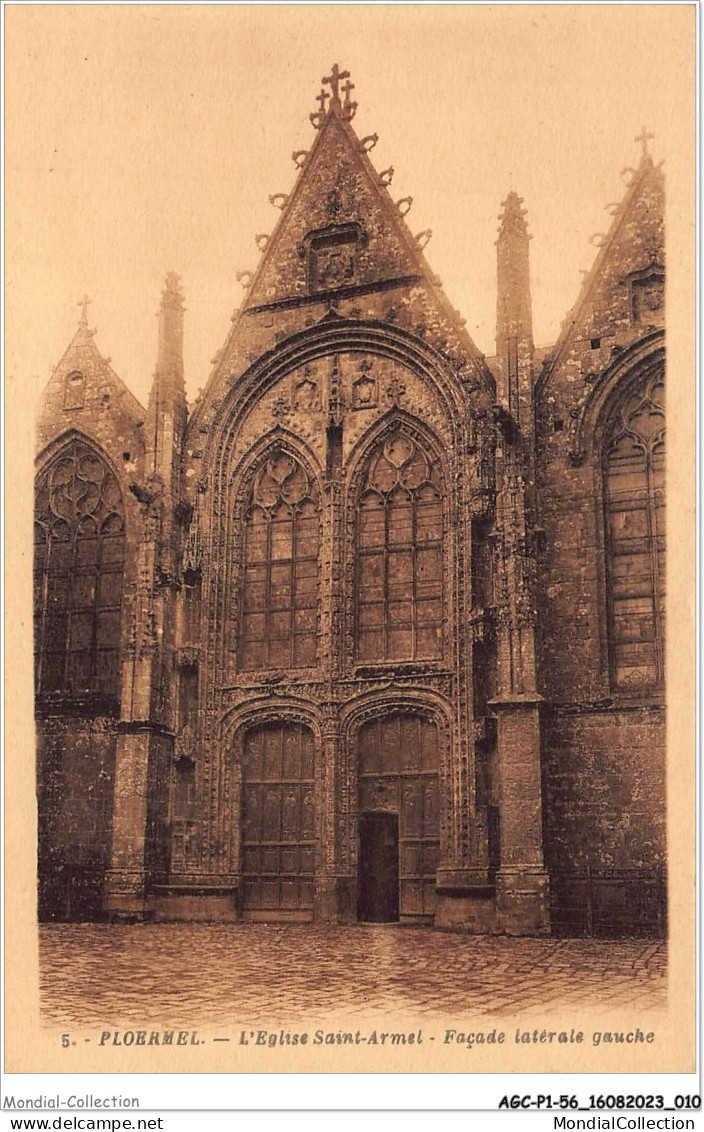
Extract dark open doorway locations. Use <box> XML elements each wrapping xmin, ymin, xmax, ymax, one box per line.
<box><xmin>358</xmin><ymin>812</ymin><xmax>399</xmax><ymax>922</ymax></box>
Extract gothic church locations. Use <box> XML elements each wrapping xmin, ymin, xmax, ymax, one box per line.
<box><xmin>35</xmin><ymin>69</ymin><xmax>666</xmax><ymax>934</ymax></box>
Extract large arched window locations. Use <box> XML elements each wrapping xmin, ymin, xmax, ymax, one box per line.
<box><xmin>239</xmin><ymin>450</ymin><xmax>320</xmax><ymax>671</ymax></box>
<box><xmin>356</xmin><ymin>430</ymin><xmax>444</xmax><ymax>663</ymax></box>
<box><xmin>604</xmin><ymin>371</ymin><xmax>665</xmax><ymax>690</ymax></box>
<box><xmin>34</xmin><ymin>440</ymin><xmax>125</xmax><ymax>699</ymax></box>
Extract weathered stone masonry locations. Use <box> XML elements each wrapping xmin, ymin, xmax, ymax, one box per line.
<box><xmin>34</xmin><ymin>73</ymin><xmax>666</xmax><ymax>934</ymax></box>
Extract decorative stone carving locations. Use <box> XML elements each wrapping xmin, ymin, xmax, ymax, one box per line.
<box><xmin>306</xmin><ymin>224</ymin><xmax>360</xmax><ymax>292</ymax></box>
<box><xmin>629</xmin><ymin>267</ymin><xmax>665</xmax><ymax>325</ymax></box>
<box><xmin>385</xmin><ymin>376</ymin><xmax>407</xmax><ymax>406</ymax></box>
<box><xmin>293</xmin><ymin>377</ymin><xmax>321</xmax><ymax>413</ymax></box>
<box><xmin>352</xmin><ymin>374</ymin><xmax>377</xmax><ymax>410</ymax></box>
<box><xmin>271</xmin><ymin>396</ymin><xmax>291</xmax><ymax>419</ymax></box>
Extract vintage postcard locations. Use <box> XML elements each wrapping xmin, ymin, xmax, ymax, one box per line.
<box><xmin>4</xmin><ymin>4</ymin><xmax>697</xmax><ymax>1078</ymax></box>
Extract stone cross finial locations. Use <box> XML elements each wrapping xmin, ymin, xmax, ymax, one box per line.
<box><xmin>635</xmin><ymin>126</ymin><xmax>655</xmax><ymax>161</ymax></box>
<box><xmin>310</xmin><ymin>88</ymin><xmax>330</xmax><ymax>129</ymax></box>
<box><xmin>323</xmin><ymin>63</ymin><xmax>350</xmax><ymax>104</ymax></box>
<box><xmin>341</xmin><ymin>77</ymin><xmax>357</xmax><ymax>121</ymax></box>
<box><xmin>77</xmin><ymin>294</ymin><xmax>92</xmax><ymax>326</ymax></box>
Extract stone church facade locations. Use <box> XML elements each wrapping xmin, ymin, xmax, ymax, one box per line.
<box><xmin>34</xmin><ymin>71</ymin><xmax>666</xmax><ymax>934</ymax></box>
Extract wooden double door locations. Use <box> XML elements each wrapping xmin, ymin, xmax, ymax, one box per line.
<box><xmin>357</xmin><ymin>713</ymin><xmax>440</xmax><ymax>921</ymax></box>
<box><xmin>239</xmin><ymin>713</ymin><xmax>440</xmax><ymax>921</ymax></box>
<box><xmin>240</xmin><ymin>722</ymin><xmax>315</xmax><ymax>916</ymax></box>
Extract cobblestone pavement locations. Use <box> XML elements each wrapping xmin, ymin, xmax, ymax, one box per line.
<box><xmin>39</xmin><ymin>924</ymin><xmax>666</xmax><ymax>1028</ymax></box>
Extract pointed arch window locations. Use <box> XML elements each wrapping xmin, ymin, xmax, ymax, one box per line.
<box><xmin>356</xmin><ymin>430</ymin><xmax>444</xmax><ymax>663</ymax></box>
<box><xmin>34</xmin><ymin>441</ymin><xmax>125</xmax><ymax>699</ymax></box>
<box><xmin>604</xmin><ymin>372</ymin><xmax>665</xmax><ymax>689</ymax></box>
<box><xmin>239</xmin><ymin>451</ymin><xmax>320</xmax><ymax>671</ymax></box>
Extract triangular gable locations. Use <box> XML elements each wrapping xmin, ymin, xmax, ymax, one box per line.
<box><xmin>538</xmin><ymin>156</ymin><xmax>664</xmax><ymax>390</ymax></box>
<box><xmin>188</xmin><ymin>99</ymin><xmax>492</xmax><ymax>435</ymax></box>
<box><xmin>243</xmin><ymin>108</ymin><xmax>431</xmax><ymax>312</ymax></box>
<box><xmin>38</xmin><ymin>323</ymin><xmax>146</xmax><ymax>455</ymax></box>
<box><xmin>48</xmin><ymin>324</ymin><xmax>145</xmax><ymax>421</ymax></box>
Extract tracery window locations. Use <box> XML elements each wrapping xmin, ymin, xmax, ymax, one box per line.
<box><xmin>239</xmin><ymin>451</ymin><xmax>320</xmax><ymax>671</ymax></box>
<box><xmin>604</xmin><ymin>372</ymin><xmax>665</xmax><ymax>689</ymax></box>
<box><xmin>357</xmin><ymin>431</ymin><xmax>444</xmax><ymax>663</ymax></box>
<box><xmin>34</xmin><ymin>441</ymin><xmax>125</xmax><ymax>698</ymax></box>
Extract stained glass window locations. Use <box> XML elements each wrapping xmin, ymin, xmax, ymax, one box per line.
<box><xmin>34</xmin><ymin>441</ymin><xmax>125</xmax><ymax>698</ymax></box>
<box><xmin>604</xmin><ymin>373</ymin><xmax>665</xmax><ymax>689</ymax></box>
<box><xmin>239</xmin><ymin>451</ymin><xmax>320</xmax><ymax>670</ymax></box>
<box><xmin>357</xmin><ymin>431</ymin><xmax>444</xmax><ymax>662</ymax></box>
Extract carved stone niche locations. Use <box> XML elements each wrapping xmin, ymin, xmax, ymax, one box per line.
<box><xmin>305</xmin><ymin>223</ymin><xmax>361</xmax><ymax>293</ymax></box>
<box><xmin>628</xmin><ymin>266</ymin><xmax>665</xmax><ymax>327</ymax></box>
<box><xmin>292</xmin><ymin>375</ymin><xmax>321</xmax><ymax>413</ymax></box>
<box><xmin>63</xmin><ymin>370</ymin><xmax>86</xmax><ymax>411</ymax></box>
<box><xmin>352</xmin><ymin>373</ymin><xmax>377</xmax><ymax>410</ymax></box>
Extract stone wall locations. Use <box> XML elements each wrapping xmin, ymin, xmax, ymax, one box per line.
<box><xmin>37</xmin><ymin>715</ymin><xmax>118</xmax><ymax>920</ymax></box>
<box><xmin>533</xmin><ymin>158</ymin><xmax>666</xmax><ymax>934</ymax></box>
<box><xmin>35</xmin><ymin>327</ymin><xmax>147</xmax><ymax>921</ymax></box>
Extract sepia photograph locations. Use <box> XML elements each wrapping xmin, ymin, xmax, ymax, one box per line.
<box><xmin>4</xmin><ymin>3</ymin><xmax>696</xmax><ymax>1079</ymax></box>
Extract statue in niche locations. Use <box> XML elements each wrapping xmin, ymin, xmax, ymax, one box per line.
<box><xmin>352</xmin><ymin>373</ymin><xmax>377</xmax><ymax>410</ymax></box>
<box><xmin>630</xmin><ymin>269</ymin><xmax>665</xmax><ymax>325</ymax></box>
<box><xmin>293</xmin><ymin>377</ymin><xmax>321</xmax><ymax>412</ymax></box>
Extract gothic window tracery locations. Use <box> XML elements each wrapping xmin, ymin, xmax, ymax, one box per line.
<box><xmin>356</xmin><ymin>430</ymin><xmax>444</xmax><ymax>663</ymax></box>
<box><xmin>603</xmin><ymin>372</ymin><xmax>665</xmax><ymax>689</ymax></box>
<box><xmin>34</xmin><ymin>440</ymin><xmax>125</xmax><ymax>698</ymax></box>
<box><xmin>239</xmin><ymin>450</ymin><xmax>320</xmax><ymax>671</ymax></box>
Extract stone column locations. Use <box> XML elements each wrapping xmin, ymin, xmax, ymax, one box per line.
<box><xmin>314</xmin><ymin>386</ymin><xmax>354</xmax><ymax>922</ymax></box>
<box><xmin>433</xmin><ymin>484</ymin><xmax>499</xmax><ymax>931</ymax></box>
<box><xmin>105</xmin><ymin>727</ymin><xmax>152</xmax><ymax>918</ymax></box>
<box><xmin>490</xmin><ymin>693</ymin><xmax>550</xmax><ymax>934</ymax></box>
<box><xmin>105</xmin><ymin>494</ymin><xmax>163</xmax><ymax>919</ymax></box>
<box><xmin>489</xmin><ymin>459</ymin><xmax>551</xmax><ymax>934</ymax></box>
<box><xmin>107</xmin><ymin>276</ymin><xmax>189</xmax><ymax>920</ymax></box>
<box><xmin>314</xmin><ymin>702</ymin><xmax>353</xmax><ymax>921</ymax></box>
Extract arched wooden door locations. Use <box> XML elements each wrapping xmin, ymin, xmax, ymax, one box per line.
<box><xmin>357</xmin><ymin>713</ymin><xmax>440</xmax><ymax>921</ymax></box>
<box><xmin>240</xmin><ymin>722</ymin><xmax>315</xmax><ymax>919</ymax></box>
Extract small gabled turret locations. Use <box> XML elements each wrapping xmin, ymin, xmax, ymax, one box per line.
<box><xmin>537</xmin><ymin>128</ymin><xmax>664</xmax><ymax>402</ymax></box>
<box><xmin>37</xmin><ymin>295</ymin><xmax>146</xmax><ymax>455</ymax></box>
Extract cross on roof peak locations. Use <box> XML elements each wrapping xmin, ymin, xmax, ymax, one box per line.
<box><xmin>311</xmin><ymin>65</ymin><xmax>357</xmax><ymax>127</ymax></box>
<box><xmin>77</xmin><ymin>294</ymin><xmax>92</xmax><ymax>327</ymax></box>
<box><xmin>323</xmin><ymin>63</ymin><xmax>350</xmax><ymax>104</ymax></box>
<box><xmin>635</xmin><ymin>126</ymin><xmax>655</xmax><ymax>161</ymax></box>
